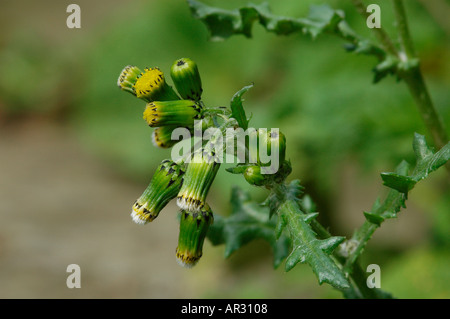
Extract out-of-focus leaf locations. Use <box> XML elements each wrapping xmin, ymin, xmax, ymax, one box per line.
<box><xmin>187</xmin><ymin>0</ymin><xmax>386</xmax><ymax>64</ymax></box>
<box><xmin>188</xmin><ymin>0</ymin><xmax>346</xmax><ymax>40</ymax></box>
<box><xmin>207</xmin><ymin>186</ymin><xmax>290</xmax><ymax>268</ymax></box>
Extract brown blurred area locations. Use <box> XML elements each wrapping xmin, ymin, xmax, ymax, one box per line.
<box><xmin>0</xmin><ymin>0</ymin><xmax>203</xmax><ymax>299</ymax></box>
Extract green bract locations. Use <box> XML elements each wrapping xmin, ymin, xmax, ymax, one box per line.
<box><xmin>176</xmin><ymin>204</ymin><xmax>214</xmax><ymax>268</ymax></box>
<box><xmin>131</xmin><ymin>160</ymin><xmax>185</xmax><ymax>225</ymax></box>
<box><xmin>143</xmin><ymin>100</ymin><xmax>202</xmax><ymax>127</ymax></box>
<box><xmin>117</xmin><ymin>65</ymin><xmax>142</xmax><ymax>96</ymax></box>
<box><xmin>177</xmin><ymin>148</ymin><xmax>220</xmax><ymax>212</ymax></box>
<box><xmin>152</xmin><ymin>126</ymin><xmax>184</xmax><ymax>149</ymax></box>
<box><xmin>170</xmin><ymin>58</ymin><xmax>203</xmax><ymax>101</ymax></box>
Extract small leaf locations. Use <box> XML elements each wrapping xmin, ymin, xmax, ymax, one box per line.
<box><xmin>302</xmin><ymin>213</ymin><xmax>319</xmax><ymax>224</ymax></box>
<box><xmin>412</xmin><ymin>132</ymin><xmax>433</xmax><ymax>161</ymax></box>
<box><xmin>275</xmin><ymin>213</ymin><xmax>287</xmax><ymax>240</ymax></box>
<box><xmin>372</xmin><ymin>55</ymin><xmax>400</xmax><ymax>83</ymax></box>
<box><xmin>319</xmin><ymin>236</ymin><xmax>346</xmax><ymax>255</ymax></box>
<box><xmin>380</xmin><ymin>172</ymin><xmax>416</xmax><ymax>194</ymax></box>
<box><xmin>230</xmin><ymin>84</ymin><xmax>253</xmax><ymax>130</ymax></box>
<box><xmin>363</xmin><ymin>211</ymin><xmax>385</xmax><ymax>226</ymax></box>
<box><xmin>225</xmin><ymin>164</ymin><xmax>250</xmax><ymax>174</ymax></box>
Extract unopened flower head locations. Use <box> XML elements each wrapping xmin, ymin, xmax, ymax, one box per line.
<box><xmin>170</xmin><ymin>58</ymin><xmax>203</xmax><ymax>101</ymax></box>
<box><xmin>257</xmin><ymin>128</ymin><xmax>286</xmax><ymax>174</ymax></box>
<box><xmin>177</xmin><ymin>148</ymin><xmax>220</xmax><ymax>212</ymax></box>
<box><xmin>131</xmin><ymin>160</ymin><xmax>185</xmax><ymax>225</ymax></box>
<box><xmin>244</xmin><ymin>165</ymin><xmax>266</xmax><ymax>186</ymax></box>
<box><xmin>133</xmin><ymin>67</ymin><xmax>180</xmax><ymax>102</ymax></box>
<box><xmin>176</xmin><ymin>203</ymin><xmax>214</xmax><ymax>268</ymax></box>
<box><xmin>117</xmin><ymin>65</ymin><xmax>142</xmax><ymax>96</ymax></box>
<box><xmin>143</xmin><ymin>100</ymin><xmax>203</xmax><ymax>128</ymax></box>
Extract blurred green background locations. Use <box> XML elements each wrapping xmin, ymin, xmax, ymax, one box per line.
<box><xmin>0</xmin><ymin>0</ymin><xmax>449</xmax><ymax>298</ymax></box>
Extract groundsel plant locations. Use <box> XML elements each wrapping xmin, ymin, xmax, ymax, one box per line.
<box><xmin>118</xmin><ymin>58</ymin><xmax>287</xmax><ymax>268</ymax></box>
<box><xmin>118</xmin><ymin>53</ymin><xmax>449</xmax><ymax>297</ymax></box>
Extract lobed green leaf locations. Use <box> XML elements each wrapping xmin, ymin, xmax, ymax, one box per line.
<box><xmin>206</xmin><ymin>186</ymin><xmax>290</xmax><ymax>268</ymax></box>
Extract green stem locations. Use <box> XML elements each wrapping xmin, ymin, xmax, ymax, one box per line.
<box><xmin>401</xmin><ymin>67</ymin><xmax>449</xmax><ymax>152</ymax></box>
<box><xmin>391</xmin><ymin>0</ymin><xmax>449</xmax><ymax>165</ymax></box>
<box><xmin>298</xmin><ymin>200</ymin><xmax>382</xmax><ymax>298</ymax></box>
<box><xmin>351</xmin><ymin>0</ymin><xmax>399</xmax><ymax>57</ymax></box>
<box><xmin>392</xmin><ymin>0</ymin><xmax>415</xmax><ymax>58</ymax></box>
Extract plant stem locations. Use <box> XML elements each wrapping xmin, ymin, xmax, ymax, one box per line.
<box><xmin>391</xmin><ymin>0</ymin><xmax>448</xmax><ymax>150</ymax></box>
<box><xmin>274</xmin><ymin>183</ymin><xmax>382</xmax><ymax>298</ymax></box>
<box><xmin>392</xmin><ymin>0</ymin><xmax>415</xmax><ymax>59</ymax></box>
<box><xmin>402</xmin><ymin>67</ymin><xmax>449</xmax><ymax>151</ymax></box>
<box><xmin>351</xmin><ymin>0</ymin><xmax>399</xmax><ymax>56</ymax></box>
<box><xmin>352</xmin><ymin>0</ymin><xmax>449</xmax><ymax>166</ymax></box>
<box><xmin>391</xmin><ymin>0</ymin><xmax>449</xmax><ymax>171</ymax></box>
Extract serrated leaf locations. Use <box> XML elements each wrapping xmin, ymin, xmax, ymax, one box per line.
<box><xmin>285</xmin><ymin>179</ymin><xmax>305</xmax><ymax>200</ymax></box>
<box><xmin>345</xmin><ymin>136</ymin><xmax>450</xmax><ymax>273</ymax></box>
<box><xmin>280</xmin><ymin>200</ymin><xmax>349</xmax><ymax>289</ymax></box>
<box><xmin>188</xmin><ymin>0</ymin><xmax>387</xmax><ymax>80</ymax></box>
<box><xmin>319</xmin><ymin>236</ymin><xmax>346</xmax><ymax>255</ymax></box>
<box><xmin>381</xmin><ymin>135</ymin><xmax>450</xmax><ymax>192</ymax></box>
<box><xmin>230</xmin><ymin>84</ymin><xmax>252</xmax><ymax>130</ymax></box>
<box><xmin>410</xmin><ymin>133</ymin><xmax>450</xmax><ymax>183</ymax></box>
<box><xmin>188</xmin><ymin>0</ymin><xmax>344</xmax><ymax>40</ymax></box>
<box><xmin>372</xmin><ymin>55</ymin><xmax>400</xmax><ymax>83</ymax></box>
<box><xmin>206</xmin><ymin>187</ymin><xmax>290</xmax><ymax>268</ymax></box>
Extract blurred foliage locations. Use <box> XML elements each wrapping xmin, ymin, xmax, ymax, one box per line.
<box><xmin>1</xmin><ymin>0</ymin><xmax>449</xmax><ymax>298</ymax></box>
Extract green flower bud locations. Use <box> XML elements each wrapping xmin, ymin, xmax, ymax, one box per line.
<box><xmin>177</xmin><ymin>148</ymin><xmax>220</xmax><ymax>212</ymax></box>
<box><xmin>176</xmin><ymin>203</ymin><xmax>214</xmax><ymax>268</ymax></box>
<box><xmin>143</xmin><ymin>100</ymin><xmax>202</xmax><ymax>127</ymax></box>
<box><xmin>133</xmin><ymin>67</ymin><xmax>180</xmax><ymax>102</ymax></box>
<box><xmin>244</xmin><ymin>165</ymin><xmax>266</xmax><ymax>186</ymax></box>
<box><xmin>117</xmin><ymin>65</ymin><xmax>142</xmax><ymax>96</ymax></box>
<box><xmin>131</xmin><ymin>160</ymin><xmax>185</xmax><ymax>225</ymax></box>
<box><xmin>257</xmin><ymin>129</ymin><xmax>286</xmax><ymax>169</ymax></box>
<box><xmin>170</xmin><ymin>58</ymin><xmax>203</xmax><ymax>101</ymax></box>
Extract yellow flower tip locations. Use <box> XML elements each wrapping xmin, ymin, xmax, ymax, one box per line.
<box><xmin>175</xmin><ymin>248</ymin><xmax>201</xmax><ymax>268</ymax></box>
<box><xmin>133</xmin><ymin>67</ymin><xmax>165</xmax><ymax>99</ymax></box>
<box><xmin>131</xmin><ymin>201</ymin><xmax>156</xmax><ymax>225</ymax></box>
<box><xmin>142</xmin><ymin>102</ymin><xmax>158</xmax><ymax>126</ymax></box>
